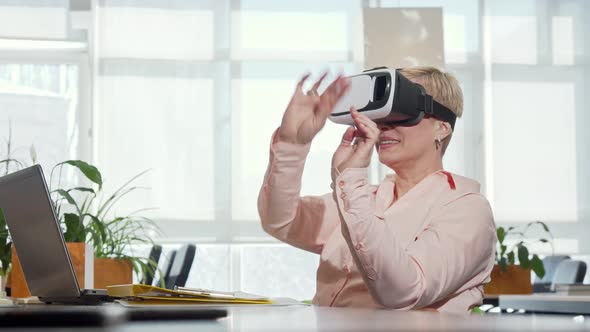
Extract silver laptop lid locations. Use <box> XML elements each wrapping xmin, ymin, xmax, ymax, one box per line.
<box><xmin>0</xmin><ymin>165</ymin><xmax>81</xmax><ymax>298</ymax></box>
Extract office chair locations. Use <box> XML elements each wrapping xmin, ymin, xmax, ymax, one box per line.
<box><xmin>158</xmin><ymin>244</ymin><xmax>196</xmax><ymax>289</ymax></box>
<box><xmin>156</xmin><ymin>250</ymin><xmax>176</xmax><ymax>288</ymax></box>
<box><xmin>532</xmin><ymin>255</ymin><xmax>570</xmax><ymax>292</ymax></box>
<box><xmin>141</xmin><ymin>244</ymin><xmax>162</xmax><ymax>286</ymax></box>
<box><xmin>551</xmin><ymin>260</ymin><xmax>587</xmax><ymax>290</ymax></box>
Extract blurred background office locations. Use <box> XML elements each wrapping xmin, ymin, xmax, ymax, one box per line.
<box><xmin>0</xmin><ymin>0</ymin><xmax>588</xmax><ymax>300</ymax></box>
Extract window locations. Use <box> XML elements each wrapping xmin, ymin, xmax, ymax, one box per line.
<box><xmin>96</xmin><ymin>0</ymin><xmax>590</xmax><ymax>298</ymax></box>
<box><xmin>8</xmin><ymin>0</ymin><xmax>580</xmax><ymax>298</ymax></box>
<box><xmin>0</xmin><ymin>63</ymin><xmax>80</xmax><ymax>167</ymax></box>
<box><xmin>0</xmin><ymin>0</ymin><xmax>88</xmax><ymax>187</ymax></box>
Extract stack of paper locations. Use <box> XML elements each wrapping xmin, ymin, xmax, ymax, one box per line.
<box><xmin>107</xmin><ymin>284</ymin><xmax>273</xmax><ymax>305</ymax></box>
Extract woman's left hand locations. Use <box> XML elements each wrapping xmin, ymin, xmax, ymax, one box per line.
<box><xmin>333</xmin><ymin>108</ymin><xmax>380</xmax><ymax>174</ymax></box>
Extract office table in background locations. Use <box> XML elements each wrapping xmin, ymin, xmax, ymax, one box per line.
<box><xmin>500</xmin><ymin>294</ymin><xmax>590</xmax><ymax>315</ymax></box>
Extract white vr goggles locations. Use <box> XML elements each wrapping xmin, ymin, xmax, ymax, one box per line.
<box><xmin>329</xmin><ymin>67</ymin><xmax>456</xmax><ymax>130</ymax></box>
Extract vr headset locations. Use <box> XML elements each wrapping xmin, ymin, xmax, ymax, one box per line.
<box><xmin>329</xmin><ymin>67</ymin><xmax>456</xmax><ymax>130</ymax></box>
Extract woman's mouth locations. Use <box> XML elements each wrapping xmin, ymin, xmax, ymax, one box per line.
<box><xmin>378</xmin><ymin>139</ymin><xmax>400</xmax><ymax>149</ymax></box>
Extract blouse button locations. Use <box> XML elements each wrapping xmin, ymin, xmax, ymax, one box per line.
<box><xmin>338</xmin><ymin>181</ymin><xmax>345</xmax><ymax>188</ymax></box>
<box><xmin>355</xmin><ymin>242</ymin><xmax>363</xmax><ymax>250</ymax></box>
<box><xmin>343</xmin><ymin>264</ymin><xmax>350</xmax><ymax>273</ymax></box>
<box><xmin>340</xmin><ymin>192</ymin><xmax>346</xmax><ymax>199</ymax></box>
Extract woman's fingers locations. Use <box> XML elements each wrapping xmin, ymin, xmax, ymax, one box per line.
<box><xmin>351</xmin><ymin>109</ymin><xmax>379</xmax><ymax>159</ymax></box>
<box><xmin>295</xmin><ymin>73</ymin><xmax>311</xmax><ymax>94</ymax></box>
<box><xmin>351</xmin><ymin>109</ymin><xmax>379</xmax><ymax>140</ymax></box>
<box><xmin>352</xmin><ymin>108</ymin><xmax>378</xmax><ymax>128</ymax></box>
<box><xmin>341</xmin><ymin>126</ymin><xmax>356</xmax><ymax>146</ymax></box>
<box><xmin>310</xmin><ymin>71</ymin><xmax>329</xmax><ymax>96</ymax></box>
<box><xmin>332</xmin><ymin>125</ymin><xmax>357</xmax><ymax>170</ymax></box>
<box><xmin>316</xmin><ymin>75</ymin><xmax>350</xmax><ymax>117</ymax></box>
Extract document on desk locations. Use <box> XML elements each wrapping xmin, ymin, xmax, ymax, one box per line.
<box><xmin>115</xmin><ymin>297</ymin><xmax>305</xmax><ymax>308</ymax></box>
<box><xmin>107</xmin><ymin>284</ymin><xmax>297</xmax><ymax>306</ymax></box>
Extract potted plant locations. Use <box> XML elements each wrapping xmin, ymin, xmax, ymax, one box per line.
<box><xmin>53</xmin><ymin>160</ymin><xmax>107</xmax><ymax>292</ymax></box>
<box><xmin>0</xmin><ymin>125</ymin><xmax>38</xmax><ymax>297</ymax></box>
<box><xmin>9</xmin><ymin>161</ymin><xmax>161</xmax><ymax>296</ymax></box>
<box><xmin>8</xmin><ymin>160</ymin><xmax>101</xmax><ymax>297</ymax></box>
<box><xmin>0</xmin><ymin>208</ymin><xmax>11</xmax><ymax>296</ymax></box>
<box><xmin>0</xmin><ymin>130</ymin><xmax>17</xmax><ymax>293</ymax></box>
<box><xmin>484</xmin><ymin>221</ymin><xmax>552</xmax><ymax>295</ymax></box>
<box><xmin>0</xmin><ymin>126</ymin><xmax>161</xmax><ymax>296</ymax></box>
<box><xmin>49</xmin><ymin>158</ymin><xmax>161</xmax><ymax>286</ymax></box>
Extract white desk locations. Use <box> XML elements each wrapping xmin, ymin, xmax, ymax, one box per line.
<box><xmin>211</xmin><ymin>306</ymin><xmax>590</xmax><ymax>331</ymax></box>
<box><xmin>4</xmin><ymin>305</ymin><xmax>590</xmax><ymax>331</ymax></box>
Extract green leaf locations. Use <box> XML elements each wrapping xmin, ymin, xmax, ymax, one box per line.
<box><xmin>80</xmin><ymin>195</ymin><xmax>96</xmax><ymax>215</ymax></box>
<box><xmin>54</xmin><ymin>189</ymin><xmax>82</xmax><ymax>218</ymax></box>
<box><xmin>98</xmin><ymin>186</ymin><xmax>148</xmax><ymax>220</ymax></box>
<box><xmin>0</xmin><ymin>241</ymin><xmax>11</xmax><ymax>275</ymax></box>
<box><xmin>55</xmin><ymin>189</ymin><xmax>77</xmax><ymax>206</ymax></box>
<box><xmin>500</xmin><ymin>244</ymin><xmax>507</xmax><ymax>256</ymax></box>
<box><xmin>534</xmin><ymin>221</ymin><xmax>550</xmax><ymax>233</ymax></box>
<box><xmin>517</xmin><ymin>245</ymin><xmax>531</xmax><ymax>269</ymax></box>
<box><xmin>507</xmin><ymin>251</ymin><xmax>515</xmax><ymax>265</ymax></box>
<box><xmin>58</xmin><ymin>160</ymin><xmax>103</xmax><ymax>189</ymax></box>
<box><xmin>63</xmin><ymin>213</ymin><xmax>85</xmax><ymax>242</ymax></box>
<box><xmin>0</xmin><ymin>208</ymin><xmax>11</xmax><ymax>275</ymax></box>
<box><xmin>68</xmin><ymin>187</ymin><xmax>96</xmax><ymax>195</ymax></box>
<box><xmin>531</xmin><ymin>254</ymin><xmax>545</xmax><ymax>279</ymax></box>
<box><xmin>0</xmin><ymin>207</ymin><xmax>6</xmax><ymax>230</ymax></box>
<box><xmin>87</xmin><ymin>214</ymin><xmax>108</xmax><ymax>253</ymax></box>
<box><xmin>499</xmin><ymin>257</ymin><xmax>508</xmax><ymax>272</ymax></box>
<box><xmin>96</xmin><ymin>170</ymin><xmax>150</xmax><ymax>219</ymax></box>
<box><xmin>471</xmin><ymin>307</ymin><xmax>484</xmax><ymax>315</ymax></box>
<box><xmin>496</xmin><ymin>227</ymin><xmax>505</xmax><ymax>244</ymax></box>
<box><xmin>539</xmin><ymin>238</ymin><xmax>549</xmax><ymax>243</ymax></box>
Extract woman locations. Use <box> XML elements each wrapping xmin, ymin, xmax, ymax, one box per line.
<box><xmin>258</xmin><ymin>67</ymin><xmax>496</xmax><ymax>313</ymax></box>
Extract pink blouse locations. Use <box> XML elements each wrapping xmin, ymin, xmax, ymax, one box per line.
<box><xmin>258</xmin><ymin>133</ymin><xmax>497</xmax><ymax>314</ymax></box>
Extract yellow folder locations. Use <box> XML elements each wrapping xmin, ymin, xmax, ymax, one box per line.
<box><xmin>107</xmin><ymin>284</ymin><xmax>272</xmax><ymax>305</ymax></box>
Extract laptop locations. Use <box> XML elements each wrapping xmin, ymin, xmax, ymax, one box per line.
<box><xmin>0</xmin><ymin>165</ymin><xmax>112</xmax><ymax>304</ymax></box>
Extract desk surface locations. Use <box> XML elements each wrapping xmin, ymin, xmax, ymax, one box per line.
<box><xmin>216</xmin><ymin>306</ymin><xmax>590</xmax><ymax>331</ymax></box>
<box><xmin>8</xmin><ymin>305</ymin><xmax>590</xmax><ymax>331</ymax></box>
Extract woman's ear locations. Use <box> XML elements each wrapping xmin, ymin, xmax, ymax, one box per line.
<box><xmin>436</xmin><ymin>121</ymin><xmax>452</xmax><ymax>141</ymax></box>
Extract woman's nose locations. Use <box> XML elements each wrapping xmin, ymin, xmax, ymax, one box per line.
<box><xmin>377</xmin><ymin>123</ymin><xmax>394</xmax><ymax>131</ymax></box>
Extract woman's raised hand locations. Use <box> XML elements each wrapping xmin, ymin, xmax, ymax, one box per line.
<box><xmin>332</xmin><ymin>109</ymin><xmax>380</xmax><ymax>177</ymax></box>
<box><xmin>277</xmin><ymin>72</ymin><xmax>350</xmax><ymax>145</ymax></box>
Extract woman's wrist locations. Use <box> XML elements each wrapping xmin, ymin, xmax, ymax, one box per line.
<box><xmin>336</xmin><ymin>160</ymin><xmax>370</xmax><ymax>175</ymax></box>
<box><xmin>277</xmin><ymin>127</ymin><xmax>310</xmax><ymax>145</ymax></box>
<box><xmin>333</xmin><ymin>165</ymin><xmax>369</xmax><ymax>182</ymax></box>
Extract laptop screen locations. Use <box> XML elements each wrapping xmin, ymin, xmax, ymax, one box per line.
<box><xmin>0</xmin><ymin>165</ymin><xmax>81</xmax><ymax>298</ymax></box>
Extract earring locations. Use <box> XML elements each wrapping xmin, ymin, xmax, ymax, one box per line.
<box><xmin>435</xmin><ymin>138</ymin><xmax>441</xmax><ymax>150</ymax></box>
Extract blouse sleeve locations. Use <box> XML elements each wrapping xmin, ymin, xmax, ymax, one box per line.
<box><xmin>257</xmin><ymin>130</ymin><xmax>340</xmax><ymax>254</ymax></box>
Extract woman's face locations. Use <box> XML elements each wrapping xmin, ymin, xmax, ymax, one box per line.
<box><xmin>376</xmin><ymin>117</ymin><xmax>440</xmax><ymax>168</ymax></box>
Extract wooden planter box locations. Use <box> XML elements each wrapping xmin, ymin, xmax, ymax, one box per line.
<box><xmin>94</xmin><ymin>257</ymin><xmax>133</xmax><ymax>289</ymax></box>
<box><xmin>484</xmin><ymin>264</ymin><xmax>533</xmax><ymax>295</ymax></box>
<box><xmin>10</xmin><ymin>242</ymin><xmax>94</xmax><ymax>298</ymax></box>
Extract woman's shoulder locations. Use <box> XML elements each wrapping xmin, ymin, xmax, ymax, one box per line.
<box><xmin>447</xmin><ymin>172</ymin><xmax>481</xmax><ymax>194</ymax></box>
<box><xmin>436</xmin><ymin>174</ymin><xmax>495</xmax><ymax>231</ymax></box>
<box><xmin>441</xmin><ymin>172</ymin><xmax>492</xmax><ymax>209</ymax></box>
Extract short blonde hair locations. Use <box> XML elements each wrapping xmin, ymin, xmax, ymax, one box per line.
<box><xmin>399</xmin><ymin>67</ymin><xmax>463</xmax><ymax>154</ymax></box>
